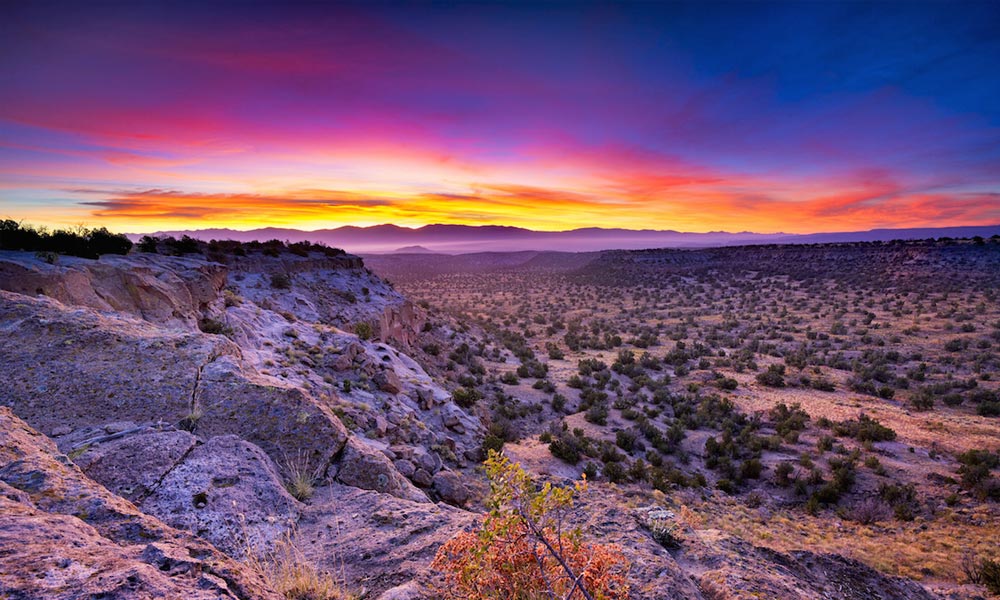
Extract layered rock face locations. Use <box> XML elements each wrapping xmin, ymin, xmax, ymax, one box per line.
<box><xmin>0</xmin><ymin>251</ymin><xmax>227</xmax><ymax>330</ymax></box>
<box><xmin>378</xmin><ymin>300</ymin><xmax>427</xmax><ymax>349</ymax></box>
<box><xmin>0</xmin><ymin>248</ymin><xmax>482</xmax><ymax>597</ymax></box>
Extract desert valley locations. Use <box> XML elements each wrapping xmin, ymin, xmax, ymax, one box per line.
<box><xmin>0</xmin><ymin>223</ymin><xmax>998</xmax><ymax>599</ymax></box>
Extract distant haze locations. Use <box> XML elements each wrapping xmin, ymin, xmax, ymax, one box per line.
<box><xmin>132</xmin><ymin>224</ymin><xmax>1000</xmax><ymax>255</ymax></box>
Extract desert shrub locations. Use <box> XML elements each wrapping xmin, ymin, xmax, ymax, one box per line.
<box><xmin>755</xmin><ymin>364</ymin><xmax>786</xmax><ymax>387</ymax></box>
<box><xmin>549</xmin><ymin>430</ymin><xmax>586</xmax><ymax>465</ymax></box>
<box><xmin>282</xmin><ymin>451</ymin><xmax>321</xmax><ymax>502</ymax></box>
<box><xmin>957</xmin><ymin>450</ymin><xmax>1000</xmax><ymax>500</ymax></box>
<box><xmin>271</xmin><ymin>272</ymin><xmax>293</xmax><ymax>289</ymax></box>
<box><xmin>223</xmin><ymin>289</ymin><xmax>243</xmax><ymax>307</ymax></box>
<box><xmin>811</xmin><ymin>377</ymin><xmax>835</xmax><ymax>392</ymax></box>
<box><xmin>878</xmin><ymin>482</ymin><xmax>919</xmax><ymax>521</ymax></box>
<box><xmin>644</xmin><ymin>509</ymin><xmax>682</xmax><ymax>549</ymax></box>
<box><xmin>500</xmin><ymin>371</ymin><xmax>520</xmax><ymax>385</ymax></box>
<box><xmin>716</xmin><ymin>479</ymin><xmax>737</xmax><ymax>494</ymax></box>
<box><xmin>978</xmin><ymin>401</ymin><xmax>1000</xmax><ymax>417</ymax></box>
<box><xmin>585</xmin><ymin>401</ymin><xmax>609</xmax><ymax>426</ymax></box>
<box><xmin>482</xmin><ymin>434</ymin><xmax>505</xmax><ymax>456</ymax></box>
<box><xmin>353</xmin><ymin>321</ymin><xmax>373</xmax><ymax>340</ymax></box>
<box><xmin>851</xmin><ymin>497</ymin><xmax>891</xmax><ymax>525</ymax></box>
<box><xmin>910</xmin><ymin>390</ymin><xmax>934</xmax><ymax>411</ymax></box>
<box><xmin>740</xmin><ymin>458</ymin><xmax>763</xmax><ymax>480</ymax></box>
<box><xmin>963</xmin><ymin>554</ymin><xmax>1000</xmax><ymax>594</ymax></box>
<box><xmin>198</xmin><ymin>317</ymin><xmax>231</xmax><ymax>336</ymax></box>
<box><xmin>773</xmin><ymin>461</ymin><xmax>795</xmax><ymax>487</ymax></box>
<box><xmin>603</xmin><ymin>461</ymin><xmax>627</xmax><ymax>483</ymax></box>
<box><xmin>983</xmin><ymin>559</ymin><xmax>1000</xmax><ymax>594</ymax></box>
<box><xmin>944</xmin><ymin>338</ymin><xmax>967</xmax><ymax>352</ymax></box>
<box><xmin>431</xmin><ymin>452</ymin><xmax>630</xmax><ymax>600</ymax></box>
<box><xmin>452</xmin><ymin>387</ymin><xmax>482</xmax><ymax>408</ymax></box>
<box><xmin>770</xmin><ymin>402</ymin><xmax>810</xmax><ymax>439</ymax></box>
<box><xmin>615</xmin><ymin>430</ymin><xmax>637</xmax><ymax>452</ymax></box>
<box><xmin>832</xmin><ymin>414</ymin><xmax>896</xmax><ymax>442</ymax></box>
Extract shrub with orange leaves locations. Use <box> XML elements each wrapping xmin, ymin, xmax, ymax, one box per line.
<box><xmin>431</xmin><ymin>451</ymin><xmax>630</xmax><ymax>600</ymax></box>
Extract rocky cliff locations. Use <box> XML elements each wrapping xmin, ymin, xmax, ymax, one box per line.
<box><xmin>0</xmin><ymin>248</ymin><xmax>482</xmax><ymax>598</ymax></box>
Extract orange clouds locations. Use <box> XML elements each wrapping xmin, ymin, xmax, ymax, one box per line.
<box><xmin>54</xmin><ymin>181</ymin><xmax>1000</xmax><ymax>235</ymax></box>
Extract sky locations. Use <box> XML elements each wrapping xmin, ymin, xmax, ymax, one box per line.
<box><xmin>1</xmin><ymin>1</ymin><xmax>1000</xmax><ymax>234</ymax></box>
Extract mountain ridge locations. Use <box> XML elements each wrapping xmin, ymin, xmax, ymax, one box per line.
<box><xmin>129</xmin><ymin>223</ymin><xmax>1000</xmax><ymax>254</ymax></box>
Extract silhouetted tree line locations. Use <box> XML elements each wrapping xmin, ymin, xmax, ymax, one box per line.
<box><xmin>0</xmin><ymin>220</ymin><xmax>132</xmax><ymax>258</ymax></box>
<box><xmin>137</xmin><ymin>234</ymin><xmax>347</xmax><ymax>257</ymax></box>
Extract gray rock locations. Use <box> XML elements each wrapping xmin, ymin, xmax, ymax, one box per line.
<box><xmin>377</xmin><ymin>581</ymin><xmax>425</xmax><ymax>600</ymax></box>
<box><xmin>413</xmin><ymin>447</ymin><xmax>441</xmax><ymax>474</ymax></box>
<box><xmin>374</xmin><ymin>369</ymin><xmax>403</xmax><ymax>394</ymax></box>
<box><xmin>140</xmin><ymin>435</ymin><xmax>300</xmax><ymax>557</ymax></box>
<box><xmin>50</xmin><ymin>425</ymin><xmax>72</xmax><ymax>437</ymax></box>
<box><xmin>335</xmin><ymin>437</ymin><xmax>428</xmax><ymax>503</ymax></box>
<box><xmin>0</xmin><ymin>252</ymin><xmax>228</xmax><ymax>331</ymax></box>
<box><xmin>432</xmin><ymin>470</ymin><xmax>469</xmax><ymax>507</ymax></box>
<box><xmin>394</xmin><ymin>459</ymin><xmax>416</xmax><ymax>478</ymax></box>
<box><xmin>296</xmin><ymin>484</ymin><xmax>476</xmax><ymax>598</ymax></box>
<box><xmin>411</xmin><ymin>468</ymin><xmax>433</xmax><ymax>488</ymax></box>
<box><xmin>73</xmin><ymin>429</ymin><xmax>198</xmax><ymax>503</ymax></box>
<box><xmin>0</xmin><ymin>291</ymin><xmax>351</xmax><ymax>476</ymax></box>
<box><xmin>0</xmin><ymin>407</ymin><xmax>282</xmax><ymax>600</ymax></box>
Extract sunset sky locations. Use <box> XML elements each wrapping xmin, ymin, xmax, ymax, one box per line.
<box><xmin>2</xmin><ymin>1</ymin><xmax>999</xmax><ymax>234</ymax></box>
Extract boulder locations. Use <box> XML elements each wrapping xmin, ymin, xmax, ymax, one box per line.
<box><xmin>195</xmin><ymin>355</ymin><xmax>350</xmax><ymax>471</ymax></box>
<box><xmin>140</xmin><ymin>435</ymin><xmax>300</xmax><ymax>557</ymax></box>
<box><xmin>0</xmin><ymin>407</ymin><xmax>281</xmax><ymax>599</ymax></box>
<box><xmin>394</xmin><ymin>459</ymin><xmax>416</xmax><ymax>479</ymax></box>
<box><xmin>413</xmin><ymin>447</ymin><xmax>442</xmax><ymax>474</ymax></box>
<box><xmin>71</xmin><ymin>429</ymin><xmax>198</xmax><ymax>503</ymax></box>
<box><xmin>378</xmin><ymin>300</ymin><xmax>426</xmax><ymax>349</ymax></box>
<box><xmin>411</xmin><ymin>468</ymin><xmax>433</xmax><ymax>488</ymax></box>
<box><xmin>374</xmin><ymin>369</ymin><xmax>404</xmax><ymax>394</ymax></box>
<box><xmin>335</xmin><ymin>437</ymin><xmax>429</xmax><ymax>503</ymax></box>
<box><xmin>432</xmin><ymin>470</ymin><xmax>470</xmax><ymax>507</ymax></box>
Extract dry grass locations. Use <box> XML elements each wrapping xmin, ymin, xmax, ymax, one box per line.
<box><xmin>683</xmin><ymin>496</ymin><xmax>1000</xmax><ymax>584</ymax></box>
<box><xmin>240</xmin><ymin>527</ymin><xmax>351</xmax><ymax>600</ymax></box>
<box><xmin>728</xmin><ymin>382</ymin><xmax>1000</xmax><ymax>457</ymax></box>
<box><xmin>265</xmin><ymin>538</ymin><xmax>351</xmax><ymax>600</ymax></box>
<box><xmin>282</xmin><ymin>450</ymin><xmax>321</xmax><ymax>502</ymax></box>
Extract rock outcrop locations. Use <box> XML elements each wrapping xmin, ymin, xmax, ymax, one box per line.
<box><xmin>0</xmin><ymin>290</ymin><xmax>350</xmax><ymax>475</ymax></box>
<box><xmin>0</xmin><ymin>251</ymin><xmax>227</xmax><ymax>330</ymax></box>
<box><xmin>334</xmin><ymin>437</ymin><xmax>429</xmax><ymax>503</ymax></box>
<box><xmin>687</xmin><ymin>534</ymin><xmax>940</xmax><ymax>600</ymax></box>
<box><xmin>0</xmin><ymin>407</ymin><xmax>281</xmax><ymax>600</ymax></box>
<box><xmin>295</xmin><ymin>483</ymin><xmax>476</xmax><ymax>595</ymax></box>
<box><xmin>140</xmin><ymin>435</ymin><xmax>301</xmax><ymax>557</ymax></box>
<box><xmin>0</xmin><ymin>249</ymin><xmax>483</xmax><ymax>598</ymax></box>
<box><xmin>379</xmin><ymin>300</ymin><xmax>427</xmax><ymax>349</ymax></box>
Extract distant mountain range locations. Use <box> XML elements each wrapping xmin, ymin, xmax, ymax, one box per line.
<box><xmin>130</xmin><ymin>223</ymin><xmax>1000</xmax><ymax>254</ymax></box>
